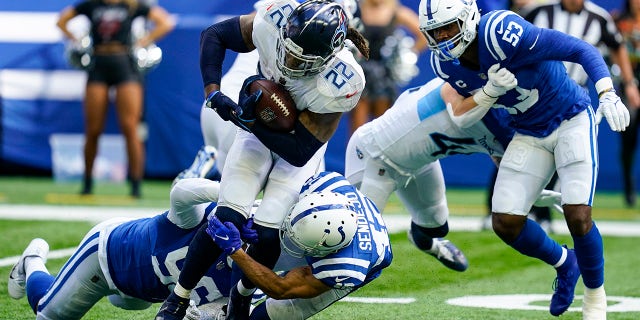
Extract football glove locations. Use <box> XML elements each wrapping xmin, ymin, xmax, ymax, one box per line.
<box><xmin>206</xmin><ymin>91</ymin><xmax>240</xmax><ymax>121</ymax></box>
<box><xmin>596</xmin><ymin>91</ymin><xmax>630</xmax><ymax>132</ymax></box>
<box><xmin>484</xmin><ymin>63</ymin><xmax>518</xmax><ymax>98</ymax></box>
<box><xmin>205</xmin><ymin>91</ymin><xmax>253</xmax><ymax>132</ymax></box>
<box><xmin>238</xmin><ymin>75</ymin><xmax>265</xmax><ymax>119</ymax></box>
<box><xmin>533</xmin><ymin>189</ymin><xmax>563</xmax><ymax>214</ymax></box>
<box><xmin>206</xmin><ymin>216</ymin><xmax>242</xmax><ymax>255</ymax></box>
<box><xmin>473</xmin><ymin>64</ymin><xmax>517</xmax><ymax>108</ymax></box>
<box><xmin>241</xmin><ymin>216</ymin><xmax>259</xmax><ymax>244</ymax></box>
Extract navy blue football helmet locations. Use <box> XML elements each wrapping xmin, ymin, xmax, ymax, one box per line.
<box><xmin>276</xmin><ymin>0</ymin><xmax>349</xmax><ymax>78</ymax></box>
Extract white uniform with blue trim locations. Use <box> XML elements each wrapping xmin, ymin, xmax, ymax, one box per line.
<box><xmin>431</xmin><ymin>10</ymin><xmax>610</xmax><ymax>213</ymax></box>
<box><xmin>33</xmin><ymin>179</ymin><xmax>231</xmax><ymax>319</ymax></box>
<box><xmin>345</xmin><ymin>77</ymin><xmax>513</xmax><ymax>227</ymax></box>
<box><xmin>262</xmin><ymin>171</ymin><xmax>392</xmax><ymax>319</ymax></box>
<box><xmin>220</xmin><ymin>0</ymin><xmax>365</xmax><ymax>229</ymax></box>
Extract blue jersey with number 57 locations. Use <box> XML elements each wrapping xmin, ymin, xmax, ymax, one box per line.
<box><xmin>430</xmin><ymin>10</ymin><xmax>611</xmax><ymax>137</ymax></box>
<box><xmin>106</xmin><ymin>204</ymin><xmax>231</xmax><ymax>305</ymax></box>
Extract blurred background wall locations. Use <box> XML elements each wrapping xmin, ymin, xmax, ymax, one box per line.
<box><xmin>0</xmin><ymin>0</ymin><xmax>634</xmax><ymax>192</ymax></box>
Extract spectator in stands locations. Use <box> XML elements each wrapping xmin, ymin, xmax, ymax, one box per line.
<box><xmin>615</xmin><ymin>0</ymin><xmax>640</xmax><ymax>207</ymax></box>
<box><xmin>348</xmin><ymin>0</ymin><xmax>427</xmax><ymax>134</ymax></box>
<box><xmin>56</xmin><ymin>0</ymin><xmax>174</xmax><ymax>198</ymax></box>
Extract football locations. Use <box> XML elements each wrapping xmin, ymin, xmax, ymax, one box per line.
<box><xmin>248</xmin><ymin>79</ymin><xmax>298</xmax><ymax>133</ymax></box>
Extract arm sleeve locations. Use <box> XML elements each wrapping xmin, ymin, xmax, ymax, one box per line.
<box><xmin>200</xmin><ymin>16</ymin><xmax>253</xmax><ymax>87</ymax></box>
<box><xmin>167</xmin><ymin>178</ymin><xmax>220</xmax><ymax>229</ymax></box>
<box><xmin>447</xmin><ymin>101</ymin><xmax>491</xmax><ymax>128</ymax></box>
<box><xmin>251</xmin><ymin>120</ymin><xmax>325</xmax><ymax>167</ymax></box>
<box><xmin>513</xmin><ymin>26</ymin><xmax>612</xmax><ymax>85</ymax></box>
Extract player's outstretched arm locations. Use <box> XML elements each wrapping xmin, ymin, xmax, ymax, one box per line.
<box><xmin>209</xmin><ymin>216</ymin><xmax>331</xmax><ymax>299</ymax></box>
<box><xmin>229</xmin><ymin>250</ymin><xmax>331</xmax><ymax>299</ymax></box>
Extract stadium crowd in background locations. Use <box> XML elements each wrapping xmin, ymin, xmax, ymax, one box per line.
<box><xmin>419</xmin><ymin>1</ymin><xmax>629</xmax><ymax>320</ymax></box>
<box><xmin>56</xmin><ymin>0</ymin><xmax>175</xmax><ymax>198</ymax></box>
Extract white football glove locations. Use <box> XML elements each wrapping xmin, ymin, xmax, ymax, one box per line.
<box><xmin>474</xmin><ymin>64</ymin><xmax>518</xmax><ymax>108</ymax></box>
<box><xmin>183</xmin><ymin>300</ymin><xmax>201</xmax><ymax>320</ymax></box>
<box><xmin>533</xmin><ymin>189</ymin><xmax>563</xmax><ymax>214</ymax></box>
<box><xmin>596</xmin><ymin>91</ymin><xmax>630</xmax><ymax>132</ymax></box>
<box><xmin>484</xmin><ymin>64</ymin><xmax>518</xmax><ymax>98</ymax></box>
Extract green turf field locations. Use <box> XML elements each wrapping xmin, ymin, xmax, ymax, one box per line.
<box><xmin>1</xmin><ymin>177</ymin><xmax>639</xmax><ymax>319</ymax></box>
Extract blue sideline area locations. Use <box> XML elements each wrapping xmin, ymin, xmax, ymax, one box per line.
<box><xmin>0</xmin><ymin>0</ymin><xmax>634</xmax><ymax>191</ymax></box>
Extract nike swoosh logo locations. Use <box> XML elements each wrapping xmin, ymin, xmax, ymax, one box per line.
<box><xmin>335</xmin><ymin>276</ymin><xmax>349</xmax><ymax>282</ymax></box>
<box><xmin>497</xmin><ymin>21</ymin><xmax>504</xmax><ymax>34</ymax></box>
<box><xmin>215</xmin><ymin>234</ymin><xmax>229</xmax><ymax>241</ymax></box>
<box><xmin>346</xmin><ymin>91</ymin><xmax>358</xmax><ymax>99</ymax></box>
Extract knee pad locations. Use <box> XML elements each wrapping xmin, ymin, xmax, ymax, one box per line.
<box><xmin>215</xmin><ymin>206</ymin><xmax>247</xmax><ymax>231</ymax></box>
<box><xmin>410</xmin><ymin>221</ymin><xmax>448</xmax><ymax>250</ymax></box>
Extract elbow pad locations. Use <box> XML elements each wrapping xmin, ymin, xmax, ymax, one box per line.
<box><xmin>251</xmin><ymin>120</ymin><xmax>324</xmax><ymax>167</ymax></box>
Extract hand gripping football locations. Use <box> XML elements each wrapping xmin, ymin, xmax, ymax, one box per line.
<box><xmin>249</xmin><ymin>79</ymin><xmax>298</xmax><ymax>133</ymax></box>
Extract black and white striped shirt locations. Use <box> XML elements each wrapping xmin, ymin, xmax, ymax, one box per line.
<box><xmin>524</xmin><ymin>0</ymin><xmax>624</xmax><ymax>86</ymax></box>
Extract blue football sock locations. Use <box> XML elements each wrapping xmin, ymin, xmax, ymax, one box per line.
<box><xmin>509</xmin><ymin>218</ymin><xmax>564</xmax><ymax>265</ymax></box>
<box><xmin>250</xmin><ymin>302</ymin><xmax>271</xmax><ymax>319</ymax></box>
<box><xmin>573</xmin><ymin>222</ymin><xmax>604</xmax><ymax>288</ymax></box>
<box><xmin>26</xmin><ymin>271</ymin><xmax>54</xmax><ymax>314</ymax></box>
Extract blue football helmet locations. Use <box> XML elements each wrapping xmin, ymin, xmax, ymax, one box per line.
<box><xmin>276</xmin><ymin>0</ymin><xmax>349</xmax><ymax>78</ymax></box>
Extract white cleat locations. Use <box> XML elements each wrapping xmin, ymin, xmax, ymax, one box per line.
<box><xmin>8</xmin><ymin>238</ymin><xmax>49</xmax><ymax>299</ymax></box>
<box><xmin>583</xmin><ymin>285</ymin><xmax>607</xmax><ymax>320</ymax></box>
<box><xmin>172</xmin><ymin>145</ymin><xmax>218</xmax><ymax>188</ymax></box>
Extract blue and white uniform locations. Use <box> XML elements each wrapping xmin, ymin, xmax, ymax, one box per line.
<box><xmin>262</xmin><ymin>171</ymin><xmax>392</xmax><ymax>319</ymax></box>
<box><xmin>345</xmin><ymin>77</ymin><xmax>513</xmax><ymax>228</ymax></box>
<box><xmin>432</xmin><ymin>10</ymin><xmax>609</xmax><ymax>213</ymax></box>
<box><xmin>30</xmin><ymin>179</ymin><xmax>231</xmax><ymax>319</ymax></box>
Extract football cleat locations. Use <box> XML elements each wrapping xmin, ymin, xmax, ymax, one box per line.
<box><xmin>226</xmin><ymin>285</ymin><xmax>252</xmax><ymax>320</ymax></box>
<box><xmin>172</xmin><ymin>145</ymin><xmax>218</xmax><ymax>187</ymax></box>
<box><xmin>8</xmin><ymin>238</ymin><xmax>49</xmax><ymax>299</ymax></box>
<box><xmin>155</xmin><ymin>292</ymin><xmax>190</xmax><ymax>320</ymax></box>
<box><xmin>408</xmin><ymin>233</ymin><xmax>468</xmax><ymax>272</ymax></box>
<box><xmin>549</xmin><ymin>246</ymin><xmax>581</xmax><ymax>316</ymax></box>
<box><xmin>582</xmin><ymin>285</ymin><xmax>607</xmax><ymax>320</ymax></box>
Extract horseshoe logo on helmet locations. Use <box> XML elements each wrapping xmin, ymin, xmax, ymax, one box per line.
<box><xmin>322</xmin><ymin>226</ymin><xmax>346</xmax><ymax>247</ymax></box>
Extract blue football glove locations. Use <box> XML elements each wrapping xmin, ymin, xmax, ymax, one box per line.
<box><xmin>205</xmin><ymin>90</ymin><xmax>253</xmax><ymax>132</ymax></box>
<box><xmin>237</xmin><ymin>75</ymin><xmax>266</xmax><ymax>122</ymax></box>
<box><xmin>241</xmin><ymin>217</ymin><xmax>259</xmax><ymax>244</ymax></box>
<box><xmin>206</xmin><ymin>216</ymin><xmax>242</xmax><ymax>255</ymax></box>
<box><xmin>205</xmin><ymin>91</ymin><xmax>241</xmax><ymax>121</ymax></box>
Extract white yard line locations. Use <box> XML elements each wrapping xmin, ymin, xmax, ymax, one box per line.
<box><xmin>0</xmin><ymin>204</ymin><xmax>638</xmax><ymax>268</ymax></box>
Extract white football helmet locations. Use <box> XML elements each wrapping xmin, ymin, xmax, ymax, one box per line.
<box><xmin>280</xmin><ymin>191</ymin><xmax>358</xmax><ymax>258</ymax></box>
<box><xmin>418</xmin><ymin>0</ymin><xmax>480</xmax><ymax>61</ymax></box>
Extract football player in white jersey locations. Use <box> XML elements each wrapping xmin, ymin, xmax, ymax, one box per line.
<box><xmin>174</xmin><ymin>0</ymin><xmax>360</xmax><ymax>183</ymax></box>
<box><xmin>209</xmin><ymin>171</ymin><xmax>393</xmax><ymax>320</ymax></box>
<box><xmin>420</xmin><ymin>0</ymin><xmax>630</xmax><ymax>318</ymax></box>
<box><xmin>156</xmin><ymin>1</ymin><xmax>369</xmax><ymax>319</ymax></box>
<box><xmin>8</xmin><ymin>178</ymin><xmax>234</xmax><ymax>320</ymax></box>
<box><xmin>345</xmin><ymin>77</ymin><xmax>514</xmax><ymax>272</ymax></box>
